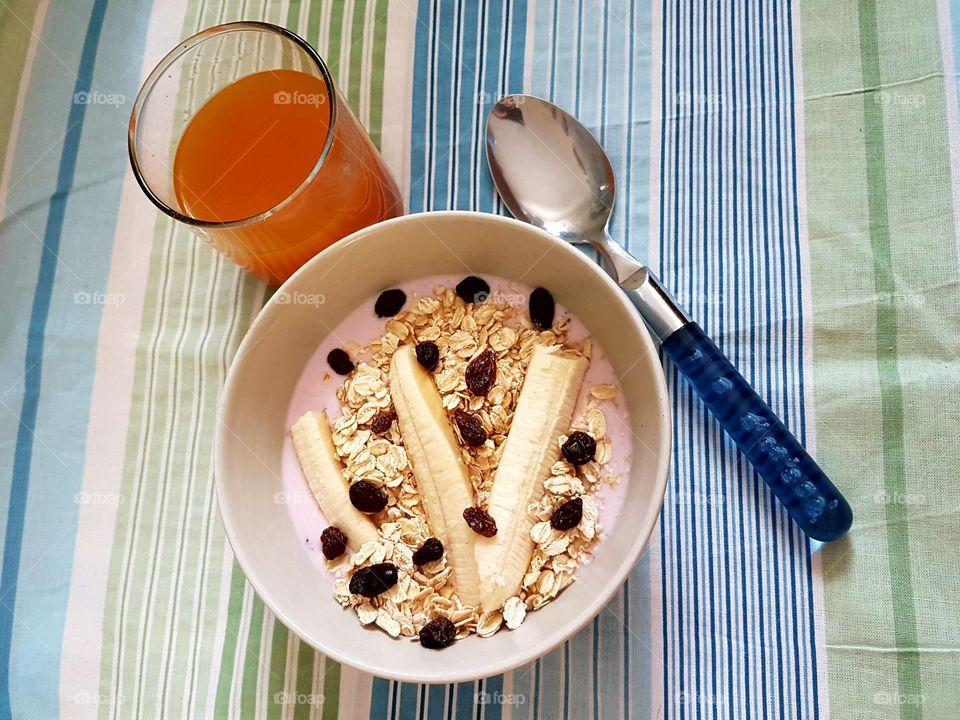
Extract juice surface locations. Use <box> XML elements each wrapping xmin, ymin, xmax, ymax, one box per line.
<box><xmin>171</xmin><ymin>69</ymin><xmax>402</xmax><ymax>285</ymax></box>
<box><xmin>174</xmin><ymin>69</ymin><xmax>330</xmax><ymax>222</ymax></box>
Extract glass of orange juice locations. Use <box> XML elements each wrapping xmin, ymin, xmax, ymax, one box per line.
<box><xmin>129</xmin><ymin>22</ymin><xmax>403</xmax><ymax>285</ymax></box>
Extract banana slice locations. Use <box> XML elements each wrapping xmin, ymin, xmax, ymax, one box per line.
<box><xmin>291</xmin><ymin>410</ymin><xmax>379</xmax><ymax>550</ymax></box>
<box><xmin>389</xmin><ymin>344</ymin><xmax>482</xmax><ymax>607</ymax></box>
<box><xmin>475</xmin><ymin>345</ymin><xmax>588</xmax><ymax>611</ymax></box>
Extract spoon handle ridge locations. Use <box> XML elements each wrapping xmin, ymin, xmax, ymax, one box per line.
<box><xmin>659</xmin><ymin>322</ymin><xmax>853</xmax><ymax>541</ymax></box>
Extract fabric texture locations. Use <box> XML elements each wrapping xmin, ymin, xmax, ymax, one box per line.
<box><xmin>0</xmin><ymin>0</ymin><xmax>957</xmax><ymax>718</ymax></box>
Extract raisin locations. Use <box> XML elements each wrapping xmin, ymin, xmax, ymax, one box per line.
<box><xmin>561</xmin><ymin>431</ymin><xmax>597</xmax><ymax>465</ymax></box>
<box><xmin>419</xmin><ymin>617</ymin><xmax>457</xmax><ymax>649</ymax></box>
<box><xmin>370</xmin><ymin>410</ymin><xmax>396</xmax><ymax>435</ymax></box>
<box><xmin>349</xmin><ymin>480</ymin><xmax>388</xmax><ymax>513</ymax></box>
<box><xmin>348</xmin><ymin>562</ymin><xmax>398</xmax><ymax>598</ymax></box>
<box><xmin>453</xmin><ymin>409</ymin><xmax>487</xmax><ymax>447</ymax></box>
<box><xmin>320</xmin><ymin>526</ymin><xmax>347</xmax><ymax>560</ymax></box>
<box><xmin>463</xmin><ymin>507</ymin><xmax>498</xmax><ymax>537</ymax></box>
<box><xmin>374</xmin><ymin>288</ymin><xmax>406</xmax><ymax>317</ymax></box>
<box><xmin>412</xmin><ymin>537</ymin><xmax>444</xmax><ymax>565</ymax></box>
<box><xmin>529</xmin><ymin>287</ymin><xmax>556</xmax><ymax>330</ymax></box>
<box><xmin>415</xmin><ymin>341</ymin><xmax>440</xmax><ymax>371</ymax></box>
<box><xmin>327</xmin><ymin>348</ymin><xmax>354</xmax><ymax>375</ymax></box>
<box><xmin>465</xmin><ymin>350</ymin><xmax>496</xmax><ymax>396</ymax></box>
<box><xmin>455</xmin><ymin>276</ymin><xmax>490</xmax><ymax>304</ymax></box>
<box><xmin>550</xmin><ymin>497</ymin><xmax>583</xmax><ymax>531</ymax></box>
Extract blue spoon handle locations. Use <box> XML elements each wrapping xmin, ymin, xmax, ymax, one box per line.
<box><xmin>660</xmin><ymin>322</ymin><xmax>853</xmax><ymax>541</ymax></box>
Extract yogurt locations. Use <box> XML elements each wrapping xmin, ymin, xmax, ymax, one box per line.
<box><xmin>282</xmin><ymin>275</ymin><xmax>632</xmax><ymax>571</ymax></box>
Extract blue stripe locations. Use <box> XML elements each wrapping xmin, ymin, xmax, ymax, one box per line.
<box><xmin>370</xmin><ymin>667</ymin><xmax>391</xmax><ymax>719</ymax></box>
<box><xmin>655</xmin><ymin>1</ymin><xmax>822</xmax><ymax>718</ymax></box>
<box><xmin>454</xmin><ymin>681</ymin><xmax>473</xmax><ymax>719</ymax></box>
<box><xmin>390</xmin><ymin>0</ymin><xmax>530</xmax><ymax>709</ymax></box>
<box><xmin>399</xmin><ymin>681</ymin><xmax>420</xmax><ymax>719</ymax></box>
<box><xmin>702</xmin><ymin>1</ymin><xmax>720</xmax><ymax>712</ymax></box>
<box><xmin>713</xmin><ymin>2</ymin><xmax>738</xmax><ymax>718</ymax></box>
<box><xmin>657</xmin><ymin>0</ymin><xmax>670</xmax><ymax>714</ymax></box>
<box><xmin>0</xmin><ymin>0</ymin><xmax>111</xmax><ymax>716</ymax></box>
<box><xmin>787</xmin><ymin>0</ymin><xmax>820</xmax><ymax>714</ymax></box>
<box><xmin>427</xmin><ymin>683</ymin><xmax>446</xmax><ymax>720</ymax></box>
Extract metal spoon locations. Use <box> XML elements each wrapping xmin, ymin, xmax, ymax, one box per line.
<box><xmin>486</xmin><ymin>94</ymin><xmax>852</xmax><ymax>542</ymax></box>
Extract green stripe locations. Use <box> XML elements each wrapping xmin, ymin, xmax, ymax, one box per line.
<box><xmin>240</xmin><ymin>595</ymin><xmax>267</xmax><ymax>718</ymax></box>
<box><xmin>214</xmin><ymin>565</ymin><xmax>249</xmax><ymax>716</ymax></box>
<box><xmin>293</xmin><ymin>640</ymin><xmax>317</xmax><ymax>720</ymax></box>
<box><xmin>856</xmin><ymin>4</ymin><xmax>921</xmax><ymax>718</ymax></box>
<box><xmin>0</xmin><ymin>0</ymin><xmax>38</xmax><ymax>183</ymax></box>
<box><xmin>347</xmin><ymin>0</ymin><xmax>368</xmax><ymax>112</ymax></box>
<box><xmin>321</xmin><ymin>656</ymin><xmax>342</xmax><ymax>720</ymax></box>
<box><xmin>369</xmin><ymin>0</ymin><xmax>389</xmax><ymax>149</ymax></box>
<box><xmin>804</xmin><ymin>0</ymin><xmax>960</xmax><ymax>717</ymax></box>
<box><xmin>266</xmin><ymin>614</ymin><xmax>290</xmax><ymax>719</ymax></box>
<box><xmin>326</xmin><ymin>0</ymin><xmax>346</xmax><ymax>76</ymax></box>
<box><xmin>96</xmin><ymin>2</ymin><xmax>394</xmax><ymax>717</ymax></box>
<box><xmin>98</xmin><ymin>0</ymin><xmax>260</xmax><ymax>715</ymax></box>
<box><xmin>286</xmin><ymin>0</ymin><xmax>302</xmax><ymax>33</ymax></box>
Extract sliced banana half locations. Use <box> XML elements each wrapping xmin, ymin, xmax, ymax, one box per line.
<box><xmin>291</xmin><ymin>410</ymin><xmax>379</xmax><ymax>550</ymax></box>
<box><xmin>475</xmin><ymin>345</ymin><xmax>588</xmax><ymax>611</ymax></box>
<box><xmin>389</xmin><ymin>344</ymin><xmax>482</xmax><ymax>607</ymax></box>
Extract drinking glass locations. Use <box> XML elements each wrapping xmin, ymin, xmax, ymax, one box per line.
<box><xmin>129</xmin><ymin>21</ymin><xmax>403</xmax><ymax>285</ymax></box>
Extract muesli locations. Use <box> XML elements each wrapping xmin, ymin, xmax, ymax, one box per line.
<box><xmin>290</xmin><ymin>276</ymin><xmax>623</xmax><ymax>649</ymax></box>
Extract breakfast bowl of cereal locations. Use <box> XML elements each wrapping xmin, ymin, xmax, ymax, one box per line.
<box><xmin>215</xmin><ymin>211</ymin><xmax>671</xmax><ymax>682</ymax></box>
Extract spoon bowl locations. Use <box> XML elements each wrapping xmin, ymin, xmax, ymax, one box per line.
<box><xmin>487</xmin><ymin>96</ymin><xmax>615</xmax><ymax>243</ymax></box>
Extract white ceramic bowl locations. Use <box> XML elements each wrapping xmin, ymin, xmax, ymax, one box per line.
<box><xmin>215</xmin><ymin>211</ymin><xmax>671</xmax><ymax>683</ymax></box>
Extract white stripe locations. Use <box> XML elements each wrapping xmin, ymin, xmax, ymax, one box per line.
<box><xmin>231</xmin><ymin>589</ymin><xmax>256</xmax><ymax>717</ymax></box>
<box><xmin>937</xmin><ymin>0</ymin><xmax>960</xmax><ymax>268</ymax></box>
<box><xmin>257</xmin><ymin>613</ymin><xmax>275</xmax><ymax>720</ymax></box>
<box><xmin>278</xmin><ymin>631</ymin><xmax>294</xmax><ymax>720</ymax></box>
<box><xmin>521</xmin><ymin>0</ymin><xmax>536</xmax><ymax>96</ymax></box>
<box><xmin>317</xmin><ymin>0</ymin><xmax>333</xmax><ymax>58</ymax></box>
<box><xmin>338</xmin><ymin>664</ymin><xmax>373</xmax><ymax>719</ymax></box>
<box><xmin>312</xmin><ymin>652</ymin><xmax>323</xmax><ymax>720</ymax></box>
<box><xmin>380</xmin><ymin>0</ymin><xmax>418</xmax><ymax>204</ymax></box>
<box><xmin>359</xmin><ymin>0</ymin><xmax>377</xmax><ymax>126</ymax></box>
<box><xmin>56</xmin><ymin>2</ymin><xmax>191</xmax><ymax>714</ymax></box>
<box><xmin>204</xmin><ymin>546</ymin><xmax>238</xmax><ymax>717</ymax></box>
<box><xmin>0</xmin><ymin>0</ymin><xmax>49</xmax><ymax>215</ymax></box>
<box><xmin>339</xmin><ymin>0</ymin><xmax>355</xmax><ymax>90</ymax></box>
<box><xmin>791</xmin><ymin>3</ymin><xmax>831</xmax><ymax>718</ymax></box>
<box><xmin>646</xmin><ymin>0</ymin><xmax>663</xmax><ymax>275</ymax></box>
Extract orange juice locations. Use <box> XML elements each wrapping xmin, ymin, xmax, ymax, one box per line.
<box><xmin>172</xmin><ymin>69</ymin><xmax>402</xmax><ymax>284</ymax></box>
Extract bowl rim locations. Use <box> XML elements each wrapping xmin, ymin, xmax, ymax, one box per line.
<box><xmin>214</xmin><ymin>209</ymin><xmax>672</xmax><ymax>683</ymax></box>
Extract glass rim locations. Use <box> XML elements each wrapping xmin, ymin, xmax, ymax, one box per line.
<box><xmin>127</xmin><ymin>21</ymin><xmax>338</xmax><ymax>230</ymax></box>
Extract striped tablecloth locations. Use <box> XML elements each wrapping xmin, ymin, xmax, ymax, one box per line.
<box><xmin>1</xmin><ymin>0</ymin><xmax>958</xmax><ymax>718</ymax></box>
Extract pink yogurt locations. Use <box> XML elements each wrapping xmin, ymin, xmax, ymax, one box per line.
<box><xmin>282</xmin><ymin>275</ymin><xmax>632</xmax><ymax>571</ymax></box>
